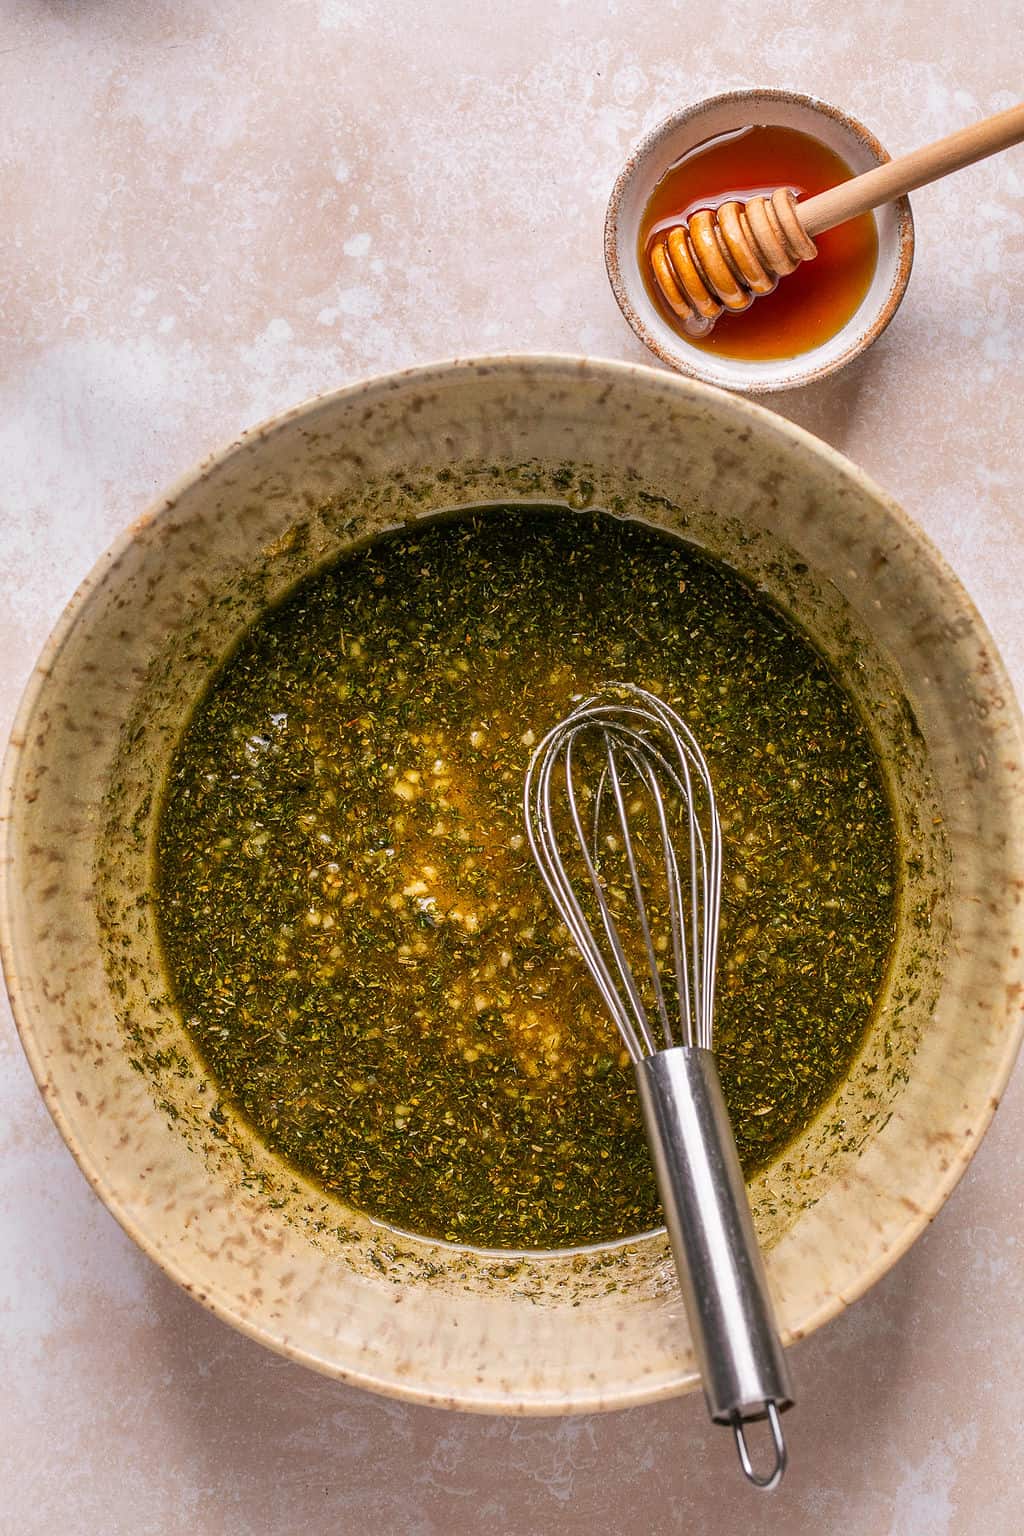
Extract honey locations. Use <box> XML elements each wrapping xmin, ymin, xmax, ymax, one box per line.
<box><xmin>640</xmin><ymin>125</ymin><xmax>879</xmax><ymax>361</ymax></box>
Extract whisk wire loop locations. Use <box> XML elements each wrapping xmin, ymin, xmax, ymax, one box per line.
<box><xmin>562</xmin><ymin>732</ymin><xmax>654</xmax><ymax>1057</ymax></box>
<box><xmin>527</xmin><ymin>686</ymin><xmax>720</xmax><ymax>1055</ymax></box>
<box><xmin>603</xmin><ymin>735</ymin><xmax>679</xmax><ymax>1050</ymax></box>
<box><xmin>529</xmin><ymin>727</ymin><xmax>637</xmax><ymax>1051</ymax></box>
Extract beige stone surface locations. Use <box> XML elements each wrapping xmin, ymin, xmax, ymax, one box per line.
<box><xmin>1</xmin><ymin>2</ymin><xmax>1022</xmax><ymax>1532</ymax></box>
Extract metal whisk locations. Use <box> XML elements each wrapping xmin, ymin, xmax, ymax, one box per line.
<box><xmin>524</xmin><ymin>683</ymin><xmax>793</xmax><ymax>1490</ymax></box>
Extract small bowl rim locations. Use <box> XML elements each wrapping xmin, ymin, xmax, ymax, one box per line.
<box><xmin>604</xmin><ymin>88</ymin><xmax>916</xmax><ymax>392</ymax></box>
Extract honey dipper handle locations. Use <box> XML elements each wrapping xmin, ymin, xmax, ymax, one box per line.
<box><xmin>797</xmin><ymin>102</ymin><xmax>1024</xmax><ymax>238</ymax></box>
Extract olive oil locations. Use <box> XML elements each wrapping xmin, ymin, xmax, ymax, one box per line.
<box><xmin>156</xmin><ymin>508</ymin><xmax>896</xmax><ymax>1250</ymax></box>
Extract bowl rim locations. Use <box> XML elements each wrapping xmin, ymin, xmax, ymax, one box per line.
<box><xmin>603</xmin><ymin>88</ymin><xmax>916</xmax><ymax>392</ymax></box>
<box><xmin>2</xmin><ymin>352</ymin><xmax>1022</xmax><ymax>1412</ymax></box>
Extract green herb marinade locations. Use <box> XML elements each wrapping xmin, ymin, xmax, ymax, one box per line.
<box><xmin>156</xmin><ymin>508</ymin><xmax>897</xmax><ymax>1249</ymax></box>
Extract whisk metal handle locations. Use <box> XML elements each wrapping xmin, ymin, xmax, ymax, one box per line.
<box><xmin>635</xmin><ymin>1046</ymin><xmax>793</xmax><ymax>1490</ymax></box>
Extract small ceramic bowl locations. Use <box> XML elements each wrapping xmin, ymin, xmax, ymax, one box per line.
<box><xmin>605</xmin><ymin>90</ymin><xmax>915</xmax><ymax>392</ymax></box>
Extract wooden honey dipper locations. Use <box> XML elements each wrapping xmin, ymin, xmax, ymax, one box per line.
<box><xmin>650</xmin><ymin>103</ymin><xmax>1024</xmax><ymax>335</ymax></box>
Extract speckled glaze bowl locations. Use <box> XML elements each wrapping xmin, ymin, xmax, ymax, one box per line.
<box><xmin>3</xmin><ymin>356</ymin><xmax>1023</xmax><ymax>1413</ymax></box>
<box><xmin>605</xmin><ymin>90</ymin><xmax>915</xmax><ymax>392</ymax></box>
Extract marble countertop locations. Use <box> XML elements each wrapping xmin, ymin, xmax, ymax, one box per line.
<box><xmin>2</xmin><ymin>3</ymin><xmax>1022</xmax><ymax>1532</ymax></box>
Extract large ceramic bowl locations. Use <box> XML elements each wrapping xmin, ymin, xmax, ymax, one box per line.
<box><xmin>3</xmin><ymin>356</ymin><xmax>1023</xmax><ymax>1413</ymax></box>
